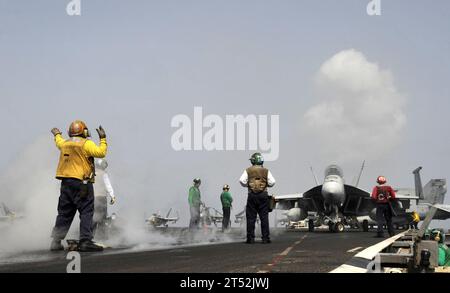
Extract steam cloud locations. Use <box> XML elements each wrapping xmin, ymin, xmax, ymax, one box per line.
<box><xmin>0</xmin><ymin>136</ymin><xmax>236</xmax><ymax>262</ymax></box>
<box><xmin>0</xmin><ymin>136</ymin><xmax>59</xmax><ymax>259</ymax></box>
<box><xmin>303</xmin><ymin>49</ymin><xmax>407</xmax><ymax>162</ymax></box>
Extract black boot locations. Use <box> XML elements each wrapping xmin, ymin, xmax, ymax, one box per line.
<box><xmin>50</xmin><ymin>239</ymin><xmax>64</xmax><ymax>251</ymax></box>
<box><xmin>245</xmin><ymin>238</ymin><xmax>255</xmax><ymax>244</ymax></box>
<box><xmin>375</xmin><ymin>232</ymin><xmax>385</xmax><ymax>238</ymax></box>
<box><xmin>78</xmin><ymin>240</ymin><xmax>104</xmax><ymax>252</ymax></box>
<box><xmin>262</xmin><ymin>238</ymin><xmax>271</xmax><ymax>244</ymax></box>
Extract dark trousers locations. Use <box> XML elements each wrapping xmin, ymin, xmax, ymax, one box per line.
<box><xmin>93</xmin><ymin>195</ymin><xmax>108</xmax><ymax>238</ymax></box>
<box><xmin>189</xmin><ymin>205</ymin><xmax>200</xmax><ymax>230</ymax></box>
<box><xmin>94</xmin><ymin>196</ymin><xmax>108</xmax><ymax>223</ymax></box>
<box><xmin>246</xmin><ymin>191</ymin><xmax>270</xmax><ymax>240</ymax></box>
<box><xmin>376</xmin><ymin>203</ymin><xmax>394</xmax><ymax>236</ymax></box>
<box><xmin>222</xmin><ymin>207</ymin><xmax>231</xmax><ymax>230</ymax></box>
<box><xmin>51</xmin><ymin>178</ymin><xmax>95</xmax><ymax>241</ymax></box>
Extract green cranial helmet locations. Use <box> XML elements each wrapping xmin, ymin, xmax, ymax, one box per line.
<box><xmin>250</xmin><ymin>153</ymin><xmax>264</xmax><ymax>165</ymax></box>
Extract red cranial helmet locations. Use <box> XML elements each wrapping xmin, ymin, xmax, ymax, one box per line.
<box><xmin>377</xmin><ymin>176</ymin><xmax>387</xmax><ymax>184</ymax></box>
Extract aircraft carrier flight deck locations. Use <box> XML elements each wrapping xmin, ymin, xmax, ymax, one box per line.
<box><xmin>0</xmin><ymin>228</ymin><xmax>383</xmax><ymax>273</ymax></box>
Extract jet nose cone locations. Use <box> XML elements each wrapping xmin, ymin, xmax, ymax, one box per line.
<box><xmin>321</xmin><ymin>182</ymin><xmax>345</xmax><ymax>203</ymax></box>
<box><xmin>322</xmin><ymin>182</ymin><xmax>340</xmax><ymax>195</ymax></box>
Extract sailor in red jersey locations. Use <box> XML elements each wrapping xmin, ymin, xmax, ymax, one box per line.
<box><xmin>371</xmin><ymin>176</ymin><xmax>396</xmax><ymax>238</ymax></box>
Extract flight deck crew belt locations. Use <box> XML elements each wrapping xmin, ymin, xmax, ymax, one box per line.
<box><xmin>56</xmin><ymin>137</ymin><xmax>94</xmax><ymax>182</ymax></box>
<box><xmin>246</xmin><ymin>166</ymin><xmax>268</xmax><ymax>193</ymax></box>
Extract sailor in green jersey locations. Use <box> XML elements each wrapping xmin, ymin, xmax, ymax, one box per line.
<box><xmin>220</xmin><ymin>184</ymin><xmax>233</xmax><ymax>231</ymax></box>
<box><xmin>188</xmin><ymin>178</ymin><xmax>202</xmax><ymax>230</ymax></box>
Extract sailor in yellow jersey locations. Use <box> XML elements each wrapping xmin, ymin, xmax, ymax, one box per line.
<box><xmin>50</xmin><ymin>120</ymin><xmax>108</xmax><ymax>252</ymax></box>
<box><xmin>410</xmin><ymin>211</ymin><xmax>420</xmax><ymax>229</ymax></box>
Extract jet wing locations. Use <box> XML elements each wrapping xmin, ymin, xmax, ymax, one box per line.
<box><xmin>342</xmin><ymin>185</ymin><xmax>406</xmax><ymax>216</ymax></box>
<box><xmin>274</xmin><ymin>194</ymin><xmax>303</xmax><ymax>201</ymax></box>
<box><xmin>275</xmin><ymin>185</ymin><xmax>377</xmax><ymax>217</ymax></box>
<box><xmin>342</xmin><ymin>185</ymin><xmax>375</xmax><ymax>216</ymax></box>
<box><xmin>300</xmin><ymin>185</ymin><xmax>324</xmax><ymax>213</ymax></box>
<box><xmin>235</xmin><ymin>210</ymin><xmax>245</xmax><ymax>217</ymax></box>
<box><xmin>0</xmin><ymin>216</ymin><xmax>11</xmax><ymax>222</ymax></box>
<box><xmin>427</xmin><ymin>204</ymin><xmax>450</xmax><ymax>220</ymax></box>
<box><xmin>273</xmin><ymin>194</ymin><xmax>303</xmax><ymax>210</ymax></box>
<box><xmin>278</xmin><ymin>186</ymin><xmax>353</xmax><ymax>214</ymax></box>
<box><xmin>1</xmin><ymin>203</ymin><xmax>11</xmax><ymax>216</ymax></box>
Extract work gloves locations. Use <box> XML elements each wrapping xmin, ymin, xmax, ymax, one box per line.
<box><xmin>51</xmin><ymin>126</ymin><xmax>105</xmax><ymax>138</ymax></box>
<box><xmin>96</xmin><ymin>125</ymin><xmax>106</xmax><ymax>139</ymax></box>
<box><xmin>51</xmin><ymin>128</ymin><xmax>62</xmax><ymax>136</ymax></box>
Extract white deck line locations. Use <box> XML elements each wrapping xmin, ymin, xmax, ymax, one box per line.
<box><xmin>330</xmin><ymin>232</ymin><xmax>406</xmax><ymax>273</ymax></box>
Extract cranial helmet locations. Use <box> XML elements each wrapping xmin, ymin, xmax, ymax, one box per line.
<box><xmin>250</xmin><ymin>153</ymin><xmax>264</xmax><ymax>166</ymax></box>
<box><xmin>68</xmin><ymin>120</ymin><xmax>90</xmax><ymax>138</ymax></box>
<box><xmin>95</xmin><ymin>159</ymin><xmax>108</xmax><ymax>171</ymax></box>
<box><xmin>377</xmin><ymin>176</ymin><xmax>387</xmax><ymax>185</ymax></box>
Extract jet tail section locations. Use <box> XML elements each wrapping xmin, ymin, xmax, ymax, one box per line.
<box><xmin>413</xmin><ymin>166</ymin><xmax>447</xmax><ymax>204</ymax></box>
<box><xmin>423</xmin><ymin>179</ymin><xmax>447</xmax><ymax>205</ymax></box>
<box><xmin>1</xmin><ymin>202</ymin><xmax>12</xmax><ymax>216</ymax></box>
<box><xmin>413</xmin><ymin>167</ymin><xmax>424</xmax><ymax>200</ymax></box>
<box><xmin>166</xmin><ymin>208</ymin><xmax>172</xmax><ymax>218</ymax></box>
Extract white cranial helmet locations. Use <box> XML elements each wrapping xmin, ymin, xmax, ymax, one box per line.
<box><xmin>95</xmin><ymin>159</ymin><xmax>108</xmax><ymax>171</ymax></box>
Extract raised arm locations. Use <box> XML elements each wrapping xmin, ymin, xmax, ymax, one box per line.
<box><xmin>51</xmin><ymin>128</ymin><xmax>64</xmax><ymax>150</ymax></box>
<box><xmin>54</xmin><ymin>134</ymin><xmax>65</xmax><ymax>150</ymax></box>
<box><xmin>103</xmin><ymin>172</ymin><xmax>116</xmax><ymax>204</ymax></box>
<box><xmin>239</xmin><ymin>170</ymin><xmax>248</xmax><ymax>187</ymax></box>
<box><xmin>267</xmin><ymin>171</ymin><xmax>276</xmax><ymax>187</ymax></box>
<box><xmin>84</xmin><ymin>139</ymin><xmax>107</xmax><ymax>158</ymax></box>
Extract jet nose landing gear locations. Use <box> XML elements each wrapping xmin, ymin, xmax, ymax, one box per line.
<box><xmin>328</xmin><ymin>221</ymin><xmax>345</xmax><ymax>233</ymax></box>
<box><xmin>334</xmin><ymin>222</ymin><xmax>345</xmax><ymax>232</ymax></box>
<box><xmin>308</xmin><ymin>219</ymin><xmax>315</xmax><ymax>232</ymax></box>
